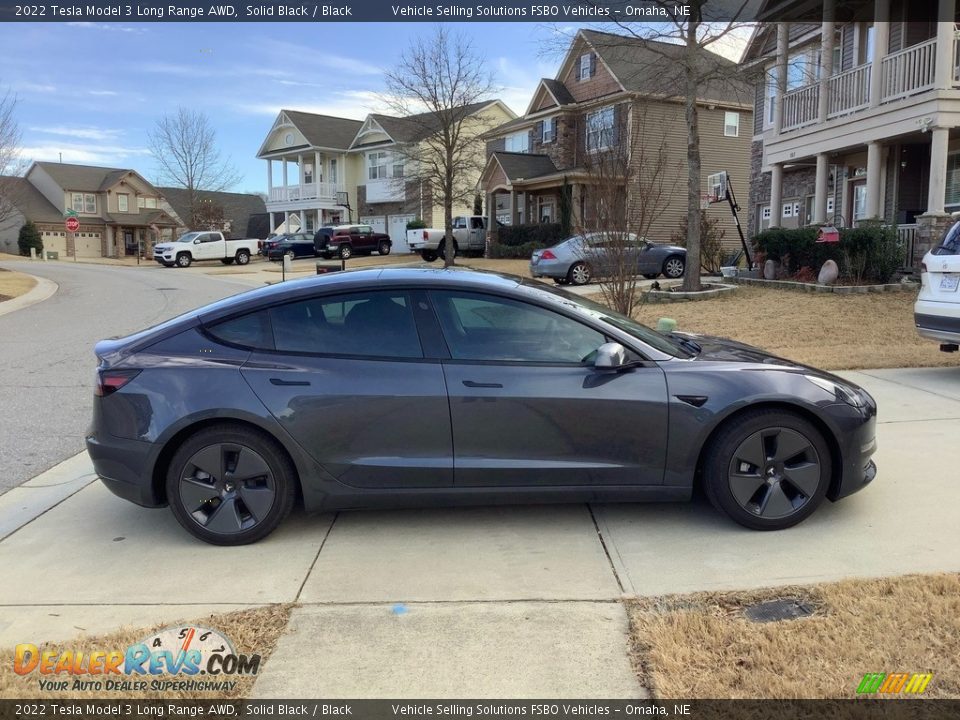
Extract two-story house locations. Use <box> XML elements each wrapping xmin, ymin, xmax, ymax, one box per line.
<box><xmin>747</xmin><ymin>0</ymin><xmax>960</xmax><ymax>266</ymax></box>
<box><xmin>256</xmin><ymin>101</ymin><xmax>515</xmax><ymax>252</ymax></box>
<box><xmin>0</xmin><ymin>162</ymin><xmax>178</xmax><ymax>258</ymax></box>
<box><xmin>479</xmin><ymin>29</ymin><xmax>754</xmax><ymax>248</ymax></box>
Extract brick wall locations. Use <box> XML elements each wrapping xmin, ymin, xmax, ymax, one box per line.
<box><xmin>357</xmin><ymin>180</ymin><xmax>432</xmax><ymax>226</ymax></box>
<box><xmin>529</xmin><ymin>112</ymin><xmax>578</xmax><ymax>171</ymax></box>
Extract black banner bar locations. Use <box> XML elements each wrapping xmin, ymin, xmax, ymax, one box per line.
<box><xmin>1</xmin><ymin>700</ymin><xmax>959</xmax><ymax>720</ymax></box>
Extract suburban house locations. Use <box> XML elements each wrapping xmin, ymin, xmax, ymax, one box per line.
<box><xmin>0</xmin><ymin>162</ymin><xmax>179</xmax><ymax>258</ymax></box>
<box><xmin>479</xmin><ymin>29</ymin><xmax>754</xmax><ymax>249</ymax></box>
<box><xmin>746</xmin><ymin>0</ymin><xmax>960</xmax><ymax>267</ymax></box>
<box><xmin>157</xmin><ymin>187</ymin><xmax>267</xmax><ymax>240</ymax></box>
<box><xmin>256</xmin><ymin>101</ymin><xmax>516</xmax><ymax>251</ymax></box>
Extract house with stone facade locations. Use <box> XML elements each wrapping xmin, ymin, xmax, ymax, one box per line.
<box><xmin>746</xmin><ymin>0</ymin><xmax>960</xmax><ymax>267</ymax></box>
<box><xmin>0</xmin><ymin>162</ymin><xmax>179</xmax><ymax>258</ymax></box>
<box><xmin>478</xmin><ymin>29</ymin><xmax>753</xmax><ymax>248</ymax></box>
<box><xmin>256</xmin><ymin>101</ymin><xmax>515</xmax><ymax>252</ymax></box>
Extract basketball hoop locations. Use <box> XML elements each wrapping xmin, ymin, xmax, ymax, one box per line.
<box><xmin>336</xmin><ymin>191</ymin><xmax>349</xmax><ymax>207</ymax></box>
<box><xmin>700</xmin><ymin>193</ymin><xmax>712</xmax><ymax>210</ymax></box>
<box><xmin>706</xmin><ymin>171</ymin><xmax>729</xmax><ymax>205</ymax></box>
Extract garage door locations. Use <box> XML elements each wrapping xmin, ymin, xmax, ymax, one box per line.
<box><xmin>360</xmin><ymin>216</ymin><xmax>386</xmax><ymax>233</ymax></box>
<box><xmin>41</xmin><ymin>231</ymin><xmax>67</xmax><ymax>259</ymax></box>
<box><xmin>74</xmin><ymin>232</ymin><xmax>102</xmax><ymax>258</ymax></box>
<box><xmin>388</xmin><ymin>214</ymin><xmax>415</xmax><ymax>254</ymax></box>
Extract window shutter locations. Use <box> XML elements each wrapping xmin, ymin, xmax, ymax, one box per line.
<box><xmin>612</xmin><ymin>105</ymin><xmax>621</xmax><ymax>146</ymax></box>
<box><xmin>536</xmin><ymin>121</ymin><xmax>543</xmax><ymax>142</ymax></box>
<box><xmin>590</xmin><ymin>53</ymin><xmax>597</xmax><ymax>78</ymax></box>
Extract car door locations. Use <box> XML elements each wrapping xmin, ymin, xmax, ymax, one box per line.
<box><xmin>636</xmin><ymin>240</ymin><xmax>659</xmax><ymax>275</ymax></box>
<box><xmin>195</xmin><ymin>233</ymin><xmax>219</xmax><ymax>260</ymax></box>
<box><xmin>428</xmin><ymin>290</ymin><xmax>669</xmax><ymax>487</ymax></box>
<box><xmin>236</xmin><ymin>289</ymin><xmax>453</xmax><ymax>488</ymax></box>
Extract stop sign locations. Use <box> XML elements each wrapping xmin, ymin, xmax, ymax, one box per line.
<box><xmin>65</xmin><ymin>216</ymin><xmax>80</xmax><ymax>233</ymax></box>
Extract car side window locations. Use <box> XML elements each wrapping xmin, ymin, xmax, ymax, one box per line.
<box><xmin>430</xmin><ymin>291</ymin><xmax>605</xmax><ymax>364</ymax></box>
<box><xmin>201</xmin><ymin>234</ymin><xmax>218</xmax><ymax>243</ymax></box>
<box><xmin>206</xmin><ymin>311</ymin><xmax>272</xmax><ymax>349</ymax></box>
<box><xmin>271</xmin><ymin>291</ymin><xmax>423</xmax><ymax>359</ymax></box>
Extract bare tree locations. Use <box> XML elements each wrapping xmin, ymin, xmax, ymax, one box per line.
<box><xmin>0</xmin><ymin>89</ymin><xmax>25</xmax><ymax>234</ymax></box>
<box><xmin>148</xmin><ymin>107</ymin><xmax>241</xmax><ymax>229</ymax></box>
<box><xmin>382</xmin><ymin>27</ymin><xmax>497</xmax><ymax>267</ymax></box>
<box><xmin>578</xmin><ymin>107</ymin><xmax>678</xmax><ymax>316</ymax></box>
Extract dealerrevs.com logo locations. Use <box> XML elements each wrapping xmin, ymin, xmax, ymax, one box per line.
<box><xmin>14</xmin><ymin>625</ymin><xmax>260</xmax><ymax>693</ymax></box>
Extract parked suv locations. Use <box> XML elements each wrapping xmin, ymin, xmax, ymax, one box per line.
<box><xmin>314</xmin><ymin>224</ymin><xmax>391</xmax><ymax>260</ymax></box>
<box><xmin>916</xmin><ymin>218</ymin><xmax>960</xmax><ymax>352</ymax></box>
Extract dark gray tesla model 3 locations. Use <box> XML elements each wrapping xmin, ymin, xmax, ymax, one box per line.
<box><xmin>87</xmin><ymin>268</ymin><xmax>878</xmax><ymax>545</ymax></box>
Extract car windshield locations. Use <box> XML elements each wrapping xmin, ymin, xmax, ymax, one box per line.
<box><xmin>933</xmin><ymin>221</ymin><xmax>960</xmax><ymax>255</ymax></box>
<box><xmin>176</xmin><ymin>232</ymin><xmax>201</xmax><ymax>243</ymax></box>
<box><xmin>521</xmin><ymin>281</ymin><xmax>694</xmax><ymax>358</ymax></box>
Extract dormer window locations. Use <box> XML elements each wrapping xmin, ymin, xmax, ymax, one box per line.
<box><xmin>578</xmin><ymin>53</ymin><xmax>594</xmax><ymax>81</ymax></box>
<box><xmin>542</xmin><ymin>117</ymin><xmax>556</xmax><ymax>144</ymax></box>
<box><xmin>505</xmin><ymin>131</ymin><xmax>529</xmax><ymax>153</ymax></box>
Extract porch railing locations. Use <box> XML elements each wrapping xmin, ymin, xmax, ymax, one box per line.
<box><xmin>268</xmin><ymin>182</ymin><xmax>343</xmax><ymax>203</ymax></box>
<box><xmin>898</xmin><ymin>224</ymin><xmax>918</xmax><ymax>270</ymax></box>
<box><xmin>880</xmin><ymin>38</ymin><xmax>937</xmax><ymax>103</ymax></box>
<box><xmin>782</xmin><ymin>83</ymin><xmax>820</xmax><ymax>131</ymax></box>
<box><xmin>827</xmin><ymin>64</ymin><xmax>871</xmax><ymax>118</ymax></box>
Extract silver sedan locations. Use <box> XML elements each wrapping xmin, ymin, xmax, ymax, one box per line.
<box><xmin>530</xmin><ymin>233</ymin><xmax>687</xmax><ymax>286</ymax></box>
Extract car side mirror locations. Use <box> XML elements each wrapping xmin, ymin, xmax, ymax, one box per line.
<box><xmin>194</xmin><ymin>238</ymin><xmax>201</xmax><ymax>244</ymax></box>
<box><xmin>594</xmin><ymin>342</ymin><xmax>629</xmax><ymax>369</ymax></box>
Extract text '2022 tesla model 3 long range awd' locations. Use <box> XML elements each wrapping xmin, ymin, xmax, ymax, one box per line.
<box><xmin>86</xmin><ymin>268</ymin><xmax>878</xmax><ymax>545</ymax></box>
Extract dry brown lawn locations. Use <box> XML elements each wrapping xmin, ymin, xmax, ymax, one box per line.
<box><xmin>0</xmin><ymin>267</ymin><xmax>37</xmax><ymax>302</ymax></box>
<box><xmin>629</xmin><ymin>573</ymin><xmax>960</xmax><ymax>699</ymax></box>
<box><xmin>630</xmin><ymin>285</ymin><xmax>951</xmax><ymax>370</ymax></box>
<box><xmin>0</xmin><ymin>605</ymin><xmax>291</xmax><ymax>700</ymax></box>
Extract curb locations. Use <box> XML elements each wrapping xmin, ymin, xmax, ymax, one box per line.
<box><xmin>0</xmin><ymin>269</ymin><xmax>58</xmax><ymax>318</ymax></box>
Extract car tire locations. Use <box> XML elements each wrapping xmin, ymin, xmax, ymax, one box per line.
<box><xmin>176</xmin><ymin>253</ymin><xmax>192</xmax><ymax>268</ymax></box>
<box><xmin>421</xmin><ymin>250</ymin><xmax>438</xmax><ymax>262</ymax></box>
<box><xmin>643</xmin><ymin>273</ymin><xmax>659</xmax><ymax>280</ymax></box>
<box><xmin>663</xmin><ymin>256</ymin><xmax>685</xmax><ymax>279</ymax></box>
<box><xmin>438</xmin><ymin>240</ymin><xmax>457</xmax><ymax>261</ymax></box>
<box><xmin>339</xmin><ymin>244</ymin><xmax>352</xmax><ymax>260</ymax></box>
<box><xmin>285</xmin><ymin>250</ymin><xmax>295</xmax><ymax>260</ymax></box>
<box><xmin>165</xmin><ymin>424</ymin><xmax>297</xmax><ymax>546</ymax></box>
<box><xmin>220</xmin><ymin>258</ymin><xmax>235</xmax><ymax>265</ymax></box>
<box><xmin>378</xmin><ymin>240</ymin><xmax>391</xmax><ymax>256</ymax></box>
<box><xmin>702</xmin><ymin>409</ymin><xmax>832</xmax><ymax>531</ymax></box>
<box><xmin>236</xmin><ymin>250</ymin><xmax>250</xmax><ymax>265</ymax></box>
<box><xmin>567</xmin><ymin>262</ymin><xmax>591</xmax><ymax>286</ymax></box>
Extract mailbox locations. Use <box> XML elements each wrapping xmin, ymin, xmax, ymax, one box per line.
<box><xmin>816</xmin><ymin>225</ymin><xmax>840</xmax><ymax>243</ymax></box>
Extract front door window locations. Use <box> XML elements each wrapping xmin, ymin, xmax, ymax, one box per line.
<box><xmin>852</xmin><ymin>182</ymin><xmax>867</xmax><ymax>225</ymax></box>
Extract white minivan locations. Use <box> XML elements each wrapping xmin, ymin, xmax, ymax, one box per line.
<box><xmin>916</xmin><ymin>219</ymin><xmax>960</xmax><ymax>352</ymax></box>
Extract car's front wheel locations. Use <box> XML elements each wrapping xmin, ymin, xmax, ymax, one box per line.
<box><xmin>663</xmin><ymin>256</ymin><xmax>685</xmax><ymax>279</ymax></box>
<box><xmin>703</xmin><ymin>409</ymin><xmax>831</xmax><ymax>531</ymax></box>
<box><xmin>438</xmin><ymin>240</ymin><xmax>457</xmax><ymax>261</ymax></box>
<box><xmin>166</xmin><ymin>425</ymin><xmax>297</xmax><ymax>545</ymax></box>
<box><xmin>175</xmin><ymin>253</ymin><xmax>192</xmax><ymax>268</ymax></box>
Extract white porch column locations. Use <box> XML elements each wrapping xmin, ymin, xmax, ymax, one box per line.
<box><xmin>869</xmin><ymin>0</ymin><xmax>890</xmax><ymax>107</ymax></box>
<box><xmin>283</xmin><ymin>210</ymin><xmax>290</xmax><ymax>232</ymax></box>
<box><xmin>299</xmin><ymin>210</ymin><xmax>306</xmax><ymax>232</ymax></box>
<box><xmin>928</xmin><ymin>127</ymin><xmax>950</xmax><ymax>214</ymax></box>
<box><xmin>935</xmin><ymin>0</ymin><xmax>957</xmax><ymax>89</ymax></box>
<box><xmin>267</xmin><ymin>161</ymin><xmax>273</xmax><ymax>197</ymax></box>
<box><xmin>769</xmin><ymin>164</ymin><xmax>784</xmax><ymax>228</ymax></box>
<box><xmin>269</xmin><ymin>213</ymin><xmax>275</xmax><ymax>233</ymax></box>
<box><xmin>866</xmin><ymin>141</ymin><xmax>883</xmax><ymax>219</ymax></box>
<box><xmin>814</xmin><ymin>153</ymin><xmax>830</xmax><ymax>224</ymax></box>
<box><xmin>818</xmin><ymin>2</ymin><xmax>835</xmax><ymax>123</ymax></box>
<box><xmin>297</xmin><ymin>154</ymin><xmax>304</xmax><ymax>198</ymax></box>
<box><xmin>774</xmin><ymin>23</ymin><xmax>789</xmax><ymax>134</ymax></box>
<box><xmin>282</xmin><ymin>160</ymin><xmax>288</xmax><ymax>194</ymax></box>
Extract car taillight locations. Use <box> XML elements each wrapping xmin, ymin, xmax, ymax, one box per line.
<box><xmin>540</xmin><ymin>250</ymin><xmax>557</xmax><ymax>260</ymax></box>
<box><xmin>95</xmin><ymin>369</ymin><xmax>141</xmax><ymax>397</ymax></box>
<box><xmin>422</xmin><ymin>231</ymin><xmax>429</xmax><ymax>240</ymax></box>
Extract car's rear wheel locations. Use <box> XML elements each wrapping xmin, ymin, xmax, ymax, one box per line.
<box><xmin>703</xmin><ymin>409</ymin><xmax>831</xmax><ymax>530</ymax></box>
<box><xmin>176</xmin><ymin>253</ymin><xmax>191</xmax><ymax>268</ymax></box>
<box><xmin>236</xmin><ymin>250</ymin><xmax>250</xmax><ymax>265</ymax></box>
<box><xmin>166</xmin><ymin>425</ymin><xmax>296</xmax><ymax>545</ymax></box>
<box><xmin>339</xmin><ymin>244</ymin><xmax>352</xmax><ymax>260</ymax></box>
<box><xmin>567</xmin><ymin>262</ymin><xmax>591</xmax><ymax>286</ymax></box>
<box><xmin>663</xmin><ymin>256</ymin><xmax>685</xmax><ymax>279</ymax></box>
<box><xmin>421</xmin><ymin>250</ymin><xmax>438</xmax><ymax>262</ymax></box>
<box><xmin>378</xmin><ymin>240</ymin><xmax>391</xmax><ymax>255</ymax></box>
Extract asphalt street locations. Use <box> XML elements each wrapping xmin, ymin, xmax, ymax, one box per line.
<box><xmin>0</xmin><ymin>260</ymin><xmax>252</xmax><ymax>494</ymax></box>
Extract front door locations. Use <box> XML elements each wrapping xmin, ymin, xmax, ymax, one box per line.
<box><xmin>238</xmin><ymin>290</ymin><xmax>453</xmax><ymax>488</ymax></box>
<box><xmin>123</xmin><ymin>230</ymin><xmax>135</xmax><ymax>256</ymax></box>
<box><xmin>428</xmin><ymin>290</ymin><xmax>669</xmax><ymax>487</ymax></box>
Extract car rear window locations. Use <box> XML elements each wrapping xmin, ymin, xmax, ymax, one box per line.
<box><xmin>934</xmin><ymin>221</ymin><xmax>960</xmax><ymax>255</ymax></box>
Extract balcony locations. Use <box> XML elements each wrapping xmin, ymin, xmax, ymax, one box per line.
<box><xmin>268</xmin><ymin>182</ymin><xmax>344</xmax><ymax>205</ymax></box>
<box><xmin>779</xmin><ymin>36</ymin><xmax>960</xmax><ymax>133</ymax></box>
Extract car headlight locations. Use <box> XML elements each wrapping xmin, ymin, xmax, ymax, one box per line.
<box><xmin>804</xmin><ymin>374</ymin><xmax>867</xmax><ymax>408</ymax></box>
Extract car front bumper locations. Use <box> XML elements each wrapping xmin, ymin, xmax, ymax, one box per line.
<box><xmin>827</xmin><ymin>400</ymin><xmax>878</xmax><ymax>502</ymax></box>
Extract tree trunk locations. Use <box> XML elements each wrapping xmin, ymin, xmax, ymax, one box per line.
<box><xmin>683</xmin><ymin>18</ymin><xmax>702</xmax><ymax>293</ymax></box>
<box><xmin>444</xmin><ymin>164</ymin><xmax>455</xmax><ymax>267</ymax></box>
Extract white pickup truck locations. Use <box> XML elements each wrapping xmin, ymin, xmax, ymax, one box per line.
<box><xmin>407</xmin><ymin>215</ymin><xmax>490</xmax><ymax>262</ymax></box>
<box><xmin>153</xmin><ymin>231</ymin><xmax>260</xmax><ymax>268</ymax></box>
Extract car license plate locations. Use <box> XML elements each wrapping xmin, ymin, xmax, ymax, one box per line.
<box><xmin>940</xmin><ymin>275</ymin><xmax>959</xmax><ymax>292</ymax></box>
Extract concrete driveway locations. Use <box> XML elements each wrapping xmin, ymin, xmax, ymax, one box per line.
<box><xmin>1</xmin><ymin>367</ymin><xmax>958</xmax><ymax>695</ymax></box>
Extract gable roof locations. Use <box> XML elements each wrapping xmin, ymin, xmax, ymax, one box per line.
<box><xmin>353</xmin><ymin>100</ymin><xmax>511</xmax><ymax>147</ymax></box>
<box><xmin>32</xmin><ymin>161</ymin><xmax>158</xmax><ymax>193</ymax></box>
<box><xmin>488</xmin><ymin>152</ymin><xmax>559</xmax><ymax>183</ymax></box>
<box><xmin>1</xmin><ymin>176</ymin><xmax>63</xmax><ymax>223</ymax></box>
<box><xmin>282</xmin><ymin>110</ymin><xmax>364</xmax><ymax>150</ymax></box>
<box><xmin>158</xmin><ymin>187</ymin><xmax>266</xmax><ymax>234</ymax></box>
<box><xmin>575</xmin><ymin>29</ymin><xmax>751</xmax><ymax>105</ymax></box>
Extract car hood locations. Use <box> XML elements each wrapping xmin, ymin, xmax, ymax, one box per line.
<box><xmin>657</xmin><ymin>244</ymin><xmax>686</xmax><ymax>254</ymax></box>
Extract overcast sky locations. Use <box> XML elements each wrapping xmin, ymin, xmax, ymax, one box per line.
<box><xmin>1</xmin><ymin>21</ymin><xmax>749</xmax><ymax>191</ymax></box>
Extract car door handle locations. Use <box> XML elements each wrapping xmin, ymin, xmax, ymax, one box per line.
<box><xmin>269</xmin><ymin>378</ymin><xmax>310</xmax><ymax>386</ymax></box>
<box><xmin>463</xmin><ymin>380</ymin><xmax>503</xmax><ymax>388</ymax></box>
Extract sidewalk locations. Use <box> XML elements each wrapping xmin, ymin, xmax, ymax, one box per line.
<box><xmin>1</xmin><ymin>368</ymin><xmax>958</xmax><ymax>696</ymax></box>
